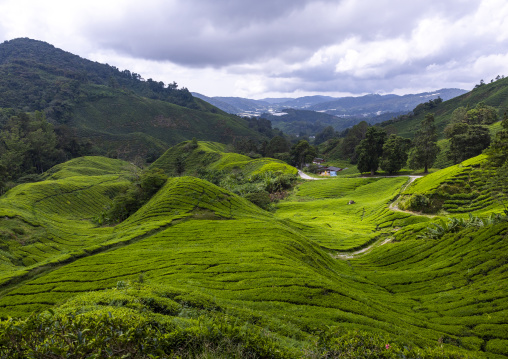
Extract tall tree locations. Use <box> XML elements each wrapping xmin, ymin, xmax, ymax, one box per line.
<box><xmin>266</xmin><ymin>136</ymin><xmax>290</xmax><ymax>157</ymax></box>
<box><xmin>380</xmin><ymin>134</ymin><xmax>411</xmax><ymax>174</ymax></box>
<box><xmin>444</xmin><ymin>102</ymin><xmax>495</xmax><ymax>164</ymax></box>
<box><xmin>447</xmin><ymin>125</ymin><xmax>491</xmax><ymax>163</ymax></box>
<box><xmin>483</xmin><ymin>113</ymin><xmax>508</xmax><ymax>212</ymax></box>
<box><xmin>340</xmin><ymin>121</ymin><xmax>369</xmax><ymax>163</ymax></box>
<box><xmin>290</xmin><ymin>140</ymin><xmax>317</xmax><ymax>169</ymax></box>
<box><xmin>356</xmin><ymin>127</ymin><xmax>387</xmax><ymax>175</ymax></box>
<box><xmin>407</xmin><ymin>114</ymin><xmax>440</xmax><ymax>173</ymax></box>
<box><xmin>314</xmin><ymin>126</ymin><xmax>336</xmax><ymax>145</ymax></box>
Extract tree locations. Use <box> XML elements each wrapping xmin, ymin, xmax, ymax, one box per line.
<box><xmin>447</xmin><ymin>125</ymin><xmax>490</xmax><ymax>163</ymax></box>
<box><xmin>174</xmin><ymin>155</ymin><xmax>186</xmax><ymax>176</ymax></box>
<box><xmin>314</xmin><ymin>126</ymin><xmax>336</xmax><ymax>145</ymax></box>
<box><xmin>407</xmin><ymin>114</ymin><xmax>440</xmax><ymax>173</ymax></box>
<box><xmin>290</xmin><ymin>140</ymin><xmax>317</xmax><ymax>169</ymax></box>
<box><xmin>356</xmin><ymin>127</ymin><xmax>387</xmax><ymax>175</ymax></box>
<box><xmin>340</xmin><ymin>121</ymin><xmax>369</xmax><ymax>163</ymax></box>
<box><xmin>483</xmin><ymin>113</ymin><xmax>508</xmax><ymax>212</ymax></box>
<box><xmin>266</xmin><ymin>136</ymin><xmax>290</xmax><ymax>157</ymax></box>
<box><xmin>444</xmin><ymin>103</ymin><xmax>495</xmax><ymax>164</ymax></box>
<box><xmin>380</xmin><ymin>134</ymin><xmax>411</xmax><ymax>174</ymax></box>
<box><xmin>466</xmin><ymin>102</ymin><xmax>498</xmax><ymax>125</ymax></box>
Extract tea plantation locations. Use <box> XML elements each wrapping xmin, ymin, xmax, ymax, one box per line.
<box><xmin>0</xmin><ymin>151</ymin><xmax>507</xmax><ymax>358</ymax></box>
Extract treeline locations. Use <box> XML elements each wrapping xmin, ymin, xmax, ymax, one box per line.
<box><xmin>230</xmin><ymin>117</ymin><xmax>319</xmax><ymax>171</ymax></box>
<box><xmin>314</xmin><ymin>100</ymin><xmax>499</xmax><ymax>175</ymax></box>
<box><xmin>379</xmin><ymin>97</ymin><xmax>443</xmax><ymax>127</ymax></box>
<box><xmin>0</xmin><ymin>110</ymin><xmax>90</xmax><ymax>193</ymax></box>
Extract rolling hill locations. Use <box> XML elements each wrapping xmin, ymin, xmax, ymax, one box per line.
<box><xmin>150</xmin><ymin>140</ymin><xmax>297</xmax><ymax>177</ymax></box>
<box><xmin>0</xmin><ymin>38</ymin><xmax>265</xmax><ymax>160</ymax></box>
<box><xmin>380</xmin><ymin>76</ymin><xmax>508</xmax><ymax>139</ymax></box>
<box><xmin>0</xmin><ymin>152</ymin><xmax>507</xmax><ymax>357</ymax></box>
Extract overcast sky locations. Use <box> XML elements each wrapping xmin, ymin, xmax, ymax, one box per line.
<box><xmin>1</xmin><ymin>0</ymin><xmax>507</xmax><ymax>98</ymax></box>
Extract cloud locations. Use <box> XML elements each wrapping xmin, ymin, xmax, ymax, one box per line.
<box><xmin>0</xmin><ymin>0</ymin><xmax>507</xmax><ymax>97</ymax></box>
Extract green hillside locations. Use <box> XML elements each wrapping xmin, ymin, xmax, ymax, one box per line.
<box><xmin>397</xmin><ymin>155</ymin><xmax>501</xmax><ymax>214</ymax></box>
<box><xmin>151</xmin><ymin>140</ymin><xmax>297</xmax><ymax>176</ymax></box>
<box><xmin>0</xmin><ymin>153</ymin><xmax>507</xmax><ymax>357</ymax></box>
<box><xmin>0</xmin><ymin>38</ymin><xmax>264</xmax><ymax>160</ymax></box>
<box><xmin>381</xmin><ymin>76</ymin><xmax>508</xmax><ymax>139</ymax></box>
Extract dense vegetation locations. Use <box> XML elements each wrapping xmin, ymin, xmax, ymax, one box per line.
<box><xmin>0</xmin><ymin>38</ymin><xmax>266</xmax><ymax>165</ymax></box>
<box><xmin>379</xmin><ymin>76</ymin><xmax>508</xmax><ymax>139</ymax></box>
<box><xmin>0</xmin><ymin>141</ymin><xmax>507</xmax><ymax>357</ymax></box>
<box><xmin>2</xmin><ymin>37</ymin><xmax>508</xmax><ymax>359</ymax></box>
<box><xmin>319</xmin><ymin>78</ymin><xmax>506</xmax><ymax>173</ymax></box>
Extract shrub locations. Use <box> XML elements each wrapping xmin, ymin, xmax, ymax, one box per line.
<box><xmin>244</xmin><ymin>191</ymin><xmax>271</xmax><ymax>210</ymax></box>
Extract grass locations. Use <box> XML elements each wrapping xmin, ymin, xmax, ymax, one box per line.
<box><xmin>398</xmin><ymin>154</ymin><xmax>501</xmax><ymax>214</ymax></box>
<box><xmin>0</xmin><ymin>154</ymin><xmax>507</xmax><ymax>357</ymax></box>
<box><xmin>275</xmin><ymin>176</ymin><xmax>413</xmax><ymax>250</ymax></box>
<box><xmin>151</xmin><ymin>140</ymin><xmax>297</xmax><ymax>177</ymax></box>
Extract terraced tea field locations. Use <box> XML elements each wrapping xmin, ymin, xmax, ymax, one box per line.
<box><xmin>151</xmin><ymin>140</ymin><xmax>297</xmax><ymax>176</ymax></box>
<box><xmin>276</xmin><ymin>176</ymin><xmax>425</xmax><ymax>250</ymax></box>
<box><xmin>0</xmin><ymin>154</ymin><xmax>507</xmax><ymax>358</ymax></box>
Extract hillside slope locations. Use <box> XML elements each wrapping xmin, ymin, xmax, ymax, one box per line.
<box><xmin>381</xmin><ymin>77</ymin><xmax>508</xmax><ymax>138</ymax></box>
<box><xmin>1</xmin><ymin>155</ymin><xmax>507</xmax><ymax>357</ymax></box>
<box><xmin>150</xmin><ymin>140</ymin><xmax>297</xmax><ymax>176</ymax></box>
<box><xmin>0</xmin><ymin>38</ymin><xmax>264</xmax><ymax>159</ymax></box>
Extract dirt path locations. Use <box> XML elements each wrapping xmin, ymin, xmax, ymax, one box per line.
<box><xmin>297</xmin><ymin>170</ymin><xmax>325</xmax><ymax>180</ymax></box>
<box><xmin>334</xmin><ymin>175</ymin><xmax>432</xmax><ymax>260</ymax></box>
<box><xmin>388</xmin><ymin>175</ymin><xmax>439</xmax><ymax>218</ymax></box>
<box><xmin>334</xmin><ymin>237</ymin><xmax>393</xmax><ymax>259</ymax></box>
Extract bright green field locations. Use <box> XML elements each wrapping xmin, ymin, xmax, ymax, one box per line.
<box><xmin>0</xmin><ymin>154</ymin><xmax>507</xmax><ymax>358</ymax></box>
<box><xmin>151</xmin><ymin>140</ymin><xmax>297</xmax><ymax>176</ymax></box>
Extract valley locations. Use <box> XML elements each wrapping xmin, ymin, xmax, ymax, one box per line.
<box><xmin>0</xmin><ymin>37</ymin><xmax>507</xmax><ymax>358</ymax></box>
<box><xmin>0</xmin><ymin>143</ymin><xmax>507</xmax><ymax>358</ymax></box>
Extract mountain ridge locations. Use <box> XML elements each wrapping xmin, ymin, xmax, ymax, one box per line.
<box><xmin>192</xmin><ymin>88</ymin><xmax>468</xmax><ymax>118</ymax></box>
<box><xmin>0</xmin><ymin>38</ymin><xmax>266</xmax><ymax>160</ymax></box>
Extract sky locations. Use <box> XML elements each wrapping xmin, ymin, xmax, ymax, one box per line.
<box><xmin>1</xmin><ymin>0</ymin><xmax>507</xmax><ymax>99</ymax></box>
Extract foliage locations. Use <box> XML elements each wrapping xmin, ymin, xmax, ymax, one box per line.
<box><xmin>3</xmin><ymin>146</ymin><xmax>508</xmax><ymax>358</ymax></box>
<box><xmin>0</xmin><ymin>38</ymin><xmax>266</xmax><ymax>163</ymax></box>
<box><xmin>339</xmin><ymin>121</ymin><xmax>369</xmax><ymax>163</ymax></box>
<box><xmin>408</xmin><ymin>114</ymin><xmax>440</xmax><ymax>173</ymax></box>
<box><xmin>447</xmin><ymin>125</ymin><xmax>490</xmax><ymax>164</ymax></box>
<box><xmin>94</xmin><ymin>168</ymin><xmax>168</xmax><ymax>225</ymax></box>
<box><xmin>0</xmin><ymin>111</ymin><xmax>90</xmax><ymax>193</ymax></box>
<box><xmin>483</xmin><ymin>113</ymin><xmax>508</xmax><ymax>211</ymax></box>
<box><xmin>0</xmin><ymin>284</ymin><xmax>469</xmax><ymax>359</ymax></box>
<box><xmin>314</xmin><ymin>125</ymin><xmax>337</xmax><ymax>145</ymax></box>
<box><xmin>379</xmin><ymin>76</ymin><xmax>508</xmax><ymax>140</ymax></box>
<box><xmin>417</xmin><ymin>212</ymin><xmax>506</xmax><ymax>239</ymax></box>
<box><xmin>399</xmin><ymin>155</ymin><xmax>499</xmax><ymax>213</ymax></box>
<box><xmin>265</xmin><ymin>136</ymin><xmax>291</xmax><ymax>157</ymax></box>
<box><xmin>290</xmin><ymin>140</ymin><xmax>317</xmax><ymax>169</ymax></box>
<box><xmin>356</xmin><ymin>127</ymin><xmax>387</xmax><ymax>175</ymax></box>
<box><xmin>444</xmin><ymin>102</ymin><xmax>496</xmax><ymax>164</ymax></box>
<box><xmin>379</xmin><ymin>134</ymin><xmax>411</xmax><ymax>174</ymax></box>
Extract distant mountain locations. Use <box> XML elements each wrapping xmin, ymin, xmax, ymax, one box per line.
<box><xmin>277</xmin><ymin>95</ymin><xmax>337</xmax><ymax>108</ymax></box>
<box><xmin>309</xmin><ymin>89</ymin><xmax>468</xmax><ymax>117</ymax></box>
<box><xmin>262</xmin><ymin>109</ymin><xmax>362</xmax><ymax>136</ymax></box>
<box><xmin>194</xmin><ymin>89</ymin><xmax>467</xmax><ymax>124</ymax></box>
<box><xmin>258</xmin><ymin>97</ymin><xmax>294</xmax><ymax>104</ymax></box>
<box><xmin>0</xmin><ymin>38</ymin><xmax>265</xmax><ymax>160</ymax></box>
<box><xmin>194</xmin><ymin>89</ymin><xmax>467</xmax><ymax>135</ymax></box>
